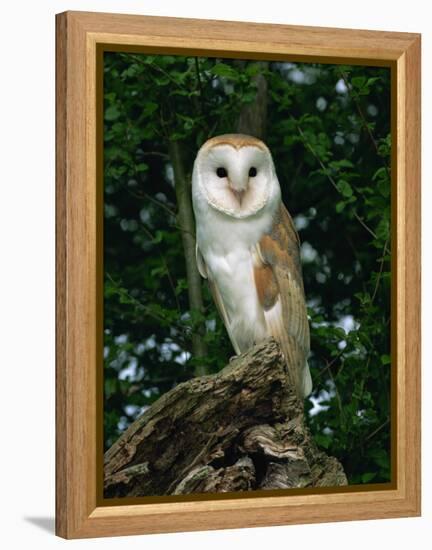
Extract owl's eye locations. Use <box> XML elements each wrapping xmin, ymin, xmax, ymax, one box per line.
<box><xmin>249</xmin><ymin>167</ymin><xmax>257</xmax><ymax>177</ymax></box>
<box><xmin>216</xmin><ymin>167</ymin><xmax>227</xmax><ymax>178</ymax></box>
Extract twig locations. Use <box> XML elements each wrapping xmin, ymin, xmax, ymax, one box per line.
<box><xmin>353</xmin><ymin>212</ymin><xmax>379</xmax><ymax>241</ymax></box>
<box><xmin>105</xmin><ymin>272</ymin><xmax>163</xmax><ymax>321</ymax></box>
<box><xmin>142</xmin><ymin>192</ymin><xmax>177</xmax><ymax>218</ymax></box>
<box><xmin>105</xmin><ymin>272</ymin><xmax>190</xmax><ymax>350</ymax></box>
<box><xmin>294</xmin><ymin>120</ymin><xmax>389</xmax><ymax>255</ymax></box>
<box><xmin>315</xmin><ymin>349</ymin><xmax>344</xmax><ymax>380</ymax></box>
<box><xmin>339</xmin><ymin>71</ymin><xmax>379</xmax><ymax>154</ymax></box>
<box><xmin>140</xmin><ymin>151</ymin><xmax>170</xmax><ymax>159</ymax></box>
<box><xmin>338</xmin><ymin>70</ymin><xmax>391</xmax><ymax>177</ymax></box>
<box><xmin>132</xmin><ymin>186</ymin><xmax>200</xmax><ymax>238</ymax></box>
<box><xmin>127</xmin><ymin>53</ymin><xmax>190</xmax><ymax>92</ymax></box>
<box><xmin>371</xmin><ymin>238</ymin><xmax>389</xmax><ymax>303</ymax></box>
<box><xmin>364</xmin><ymin>418</ymin><xmax>390</xmax><ymax>442</ymax></box>
<box><xmin>326</xmin><ymin>359</ymin><xmax>345</xmax><ymax>425</ymax></box>
<box><xmin>138</xmin><ymin>224</ymin><xmax>182</xmax><ymax>315</ymax></box>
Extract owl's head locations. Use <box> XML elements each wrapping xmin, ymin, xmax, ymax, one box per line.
<box><xmin>192</xmin><ymin>134</ymin><xmax>281</xmax><ymax>219</ymax></box>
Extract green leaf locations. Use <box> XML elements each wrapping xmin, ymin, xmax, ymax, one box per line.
<box><xmin>210</xmin><ymin>63</ymin><xmax>239</xmax><ymax>80</ymax></box>
<box><xmin>245</xmin><ymin>64</ymin><xmax>261</xmax><ymax>77</ymax></box>
<box><xmin>338</xmin><ymin>179</ymin><xmax>354</xmax><ymax>198</ymax></box>
<box><xmin>370</xmin><ymin>449</ymin><xmax>390</xmax><ymax>470</ymax></box>
<box><xmin>330</xmin><ymin>159</ymin><xmax>354</xmax><ymax>169</ymax></box>
<box><xmin>150</xmin><ymin>266</ymin><xmax>167</xmax><ymax>277</ymax></box>
<box><xmin>314</xmin><ymin>434</ymin><xmax>331</xmax><ymax>449</ymax></box>
<box><xmin>351</xmin><ymin>76</ymin><xmax>367</xmax><ymax>89</ymax></box>
<box><xmin>361</xmin><ymin>472</ymin><xmax>377</xmax><ymax>483</ymax></box>
<box><xmin>142</xmin><ymin>102</ymin><xmax>159</xmax><ymax>117</ymax></box>
<box><xmin>377</xmin><ymin>177</ymin><xmax>390</xmax><ymax>198</ymax></box>
<box><xmin>105</xmin><ymin>105</ymin><xmax>121</xmax><ymax>121</ymax></box>
<box><xmin>372</xmin><ymin>167</ymin><xmax>387</xmax><ymax>181</ymax></box>
<box><xmin>152</xmin><ymin>230</ymin><xmax>164</xmax><ymax>244</ymax></box>
<box><xmin>104</xmin><ymin>378</ymin><xmax>117</xmax><ymax>398</ymax></box>
<box><xmin>241</xmin><ymin>90</ymin><xmax>257</xmax><ymax>103</ymax></box>
<box><xmin>366</xmin><ymin>77</ymin><xmax>381</xmax><ymax>87</ymax></box>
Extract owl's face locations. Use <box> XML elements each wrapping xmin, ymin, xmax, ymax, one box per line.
<box><xmin>192</xmin><ymin>135</ymin><xmax>281</xmax><ymax>219</ymax></box>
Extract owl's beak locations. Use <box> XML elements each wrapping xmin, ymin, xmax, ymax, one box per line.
<box><xmin>231</xmin><ymin>188</ymin><xmax>246</xmax><ymax>205</ymax></box>
<box><xmin>228</xmin><ymin>177</ymin><xmax>248</xmax><ymax>206</ymax></box>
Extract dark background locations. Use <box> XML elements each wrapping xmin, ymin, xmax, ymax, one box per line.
<box><xmin>103</xmin><ymin>52</ymin><xmax>391</xmax><ymax>485</ymax></box>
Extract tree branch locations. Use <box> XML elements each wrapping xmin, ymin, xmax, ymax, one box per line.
<box><xmin>168</xmin><ymin>140</ymin><xmax>208</xmax><ymax>374</ymax></box>
<box><xmin>338</xmin><ymin>70</ymin><xmax>391</xmax><ymax>176</ymax></box>
<box><xmin>236</xmin><ymin>62</ymin><xmax>268</xmax><ymax>139</ymax></box>
<box><xmin>294</xmin><ymin>121</ymin><xmax>390</xmax><ymax>255</ymax></box>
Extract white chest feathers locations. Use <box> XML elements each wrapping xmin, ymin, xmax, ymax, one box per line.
<box><xmin>196</xmin><ymin>209</ymin><xmax>274</xmax><ymax>352</ymax></box>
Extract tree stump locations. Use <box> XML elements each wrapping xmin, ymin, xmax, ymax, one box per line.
<box><xmin>104</xmin><ymin>339</ymin><xmax>347</xmax><ymax>497</ymax></box>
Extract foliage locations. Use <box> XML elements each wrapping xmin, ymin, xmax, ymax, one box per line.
<box><xmin>103</xmin><ymin>52</ymin><xmax>391</xmax><ymax>485</ymax></box>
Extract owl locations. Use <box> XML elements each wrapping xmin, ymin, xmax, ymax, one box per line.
<box><xmin>191</xmin><ymin>134</ymin><xmax>312</xmax><ymax>399</ymax></box>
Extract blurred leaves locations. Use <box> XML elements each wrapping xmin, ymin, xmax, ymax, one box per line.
<box><xmin>103</xmin><ymin>53</ymin><xmax>391</xmax><ymax>485</ymax></box>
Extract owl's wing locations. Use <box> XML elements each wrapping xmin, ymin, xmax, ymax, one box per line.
<box><xmin>195</xmin><ymin>244</ymin><xmax>241</xmax><ymax>355</ymax></box>
<box><xmin>253</xmin><ymin>204</ymin><xmax>311</xmax><ymax>397</ymax></box>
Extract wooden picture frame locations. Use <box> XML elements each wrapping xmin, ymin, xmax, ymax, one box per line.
<box><xmin>56</xmin><ymin>10</ymin><xmax>421</xmax><ymax>539</ymax></box>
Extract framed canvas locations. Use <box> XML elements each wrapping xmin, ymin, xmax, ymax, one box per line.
<box><xmin>55</xmin><ymin>11</ymin><xmax>421</xmax><ymax>539</ymax></box>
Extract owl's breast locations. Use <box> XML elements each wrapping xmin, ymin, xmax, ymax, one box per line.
<box><xmin>195</xmin><ymin>202</ymin><xmax>279</xmax><ymax>351</ymax></box>
<box><xmin>201</xmin><ymin>238</ymin><xmax>268</xmax><ymax>352</ymax></box>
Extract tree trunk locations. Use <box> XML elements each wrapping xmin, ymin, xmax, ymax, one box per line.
<box><xmin>104</xmin><ymin>339</ymin><xmax>347</xmax><ymax>497</ymax></box>
<box><xmin>236</xmin><ymin>62</ymin><xmax>268</xmax><ymax>140</ymax></box>
<box><xmin>168</xmin><ymin>140</ymin><xmax>207</xmax><ymax>374</ymax></box>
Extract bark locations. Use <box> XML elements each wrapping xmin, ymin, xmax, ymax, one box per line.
<box><xmin>104</xmin><ymin>339</ymin><xmax>347</xmax><ymax>497</ymax></box>
<box><xmin>168</xmin><ymin>140</ymin><xmax>207</xmax><ymax>374</ymax></box>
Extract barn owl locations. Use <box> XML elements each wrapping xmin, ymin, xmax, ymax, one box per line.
<box><xmin>191</xmin><ymin>134</ymin><xmax>312</xmax><ymax>398</ymax></box>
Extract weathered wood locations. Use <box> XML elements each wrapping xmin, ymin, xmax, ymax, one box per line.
<box><xmin>104</xmin><ymin>339</ymin><xmax>347</xmax><ymax>497</ymax></box>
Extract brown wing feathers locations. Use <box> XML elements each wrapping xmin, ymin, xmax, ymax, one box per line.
<box><xmin>254</xmin><ymin>204</ymin><xmax>310</xmax><ymax>396</ymax></box>
<box><xmin>253</xmin><ymin>263</ymin><xmax>278</xmax><ymax>311</ymax></box>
